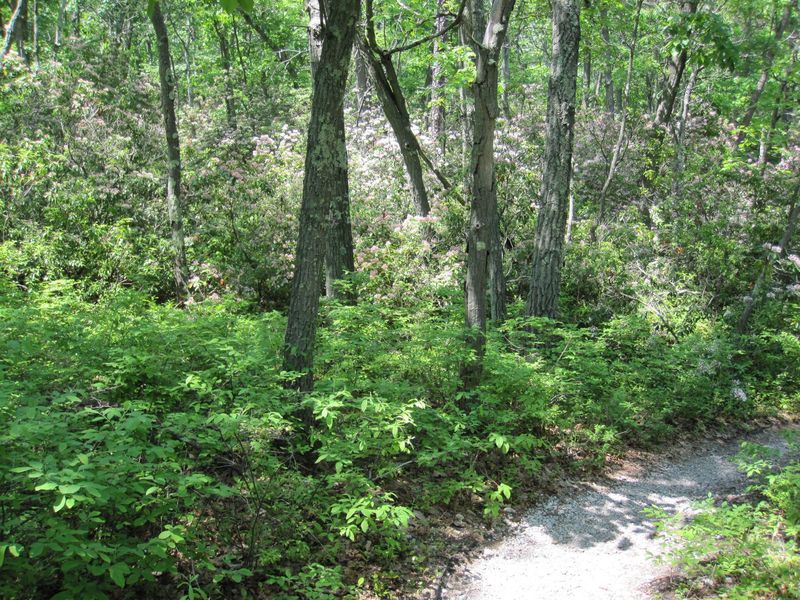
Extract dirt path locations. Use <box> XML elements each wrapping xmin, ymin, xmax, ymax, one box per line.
<box><xmin>441</xmin><ymin>426</ymin><xmax>797</xmax><ymax>600</ymax></box>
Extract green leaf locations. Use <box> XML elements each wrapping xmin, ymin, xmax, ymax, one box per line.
<box><xmin>109</xmin><ymin>563</ymin><xmax>129</xmax><ymax>588</ymax></box>
<box><xmin>8</xmin><ymin>544</ymin><xmax>21</xmax><ymax>557</ymax></box>
<box><xmin>53</xmin><ymin>496</ymin><xmax>67</xmax><ymax>512</ymax></box>
<box><xmin>58</xmin><ymin>484</ymin><xmax>80</xmax><ymax>494</ymax></box>
<box><xmin>238</xmin><ymin>0</ymin><xmax>254</xmax><ymax>12</ymax></box>
<box><xmin>220</xmin><ymin>0</ymin><xmax>238</xmax><ymax>13</ymax></box>
<box><xmin>35</xmin><ymin>482</ymin><xmax>58</xmax><ymax>491</ymax></box>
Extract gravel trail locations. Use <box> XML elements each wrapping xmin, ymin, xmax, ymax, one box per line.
<box><xmin>442</xmin><ymin>426</ymin><xmax>797</xmax><ymax>600</ymax></box>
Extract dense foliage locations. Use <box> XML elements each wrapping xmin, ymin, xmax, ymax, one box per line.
<box><xmin>1</xmin><ymin>0</ymin><xmax>799</xmax><ymax>597</ymax></box>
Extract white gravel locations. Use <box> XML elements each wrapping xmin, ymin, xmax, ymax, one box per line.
<box><xmin>442</xmin><ymin>426</ymin><xmax>797</xmax><ymax>600</ymax></box>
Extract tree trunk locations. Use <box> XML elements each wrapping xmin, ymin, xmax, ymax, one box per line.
<box><xmin>150</xmin><ymin>1</ymin><xmax>190</xmax><ymax>303</ymax></box>
<box><xmin>734</xmin><ymin>0</ymin><xmax>793</xmax><ymax>147</ymax></box>
<box><xmin>283</xmin><ymin>0</ymin><xmax>359</xmax><ymax>392</ymax></box>
<box><xmin>501</xmin><ymin>38</ymin><xmax>511</xmax><ymax>118</ymax></box>
<box><xmin>54</xmin><ymin>0</ymin><xmax>67</xmax><ymax>52</ymax></box>
<box><xmin>213</xmin><ymin>19</ymin><xmax>237</xmax><ymax>130</ymax></box>
<box><xmin>737</xmin><ymin>196</ymin><xmax>800</xmax><ymax>334</ymax></box>
<box><xmin>671</xmin><ymin>67</ymin><xmax>700</xmax><ymax>197</ymax></box>
<box><xmin>1</xmin><ymin>0</ymin><xmax>25</xmax><ymax>60</ymax></box>
<box><xmin>525</xmin><ymin>0</ymin><xmax>580</xmax><ymax>319</ymax></box>
<box><xmin>591</xmin><ymin>0</ymin><xmax>643</xmax><ymax>240</ymax></box>
<box><xmin>639</xmin><ymin>0</ymin><xmax>697</xmax><ymax>226</ymax></box>
<box><xmin>600</xmin><ymin>8</ymin><xmax>614</xmax><ymax>115</ymax></box>
<box><xmin>305</xmin><ymin>0</ymin><xmax>356</xmax><ymax>300</ymax></box>
<box><xmin>429</xmin><ymin>0</ymin><xmax>447</xmax><ymax>154</ymax></box>
<box><xmin>31</xmin><ymin>0</ymin><xmax>38</xmax><ymax>68</ymax></box>
<box><xmin>354</xmin><ymin>46</ymin><xmax>370</xmax><ymax>108</ymax></box>
<box><xmin>581</xmin><ymin>0</ymin><xmax>591</xmax><ymax>108</ymax></box>
<box><xmin>461</xmin><ymin>0</ymin><xmax>516</xmax><ymax>389</ymax></box>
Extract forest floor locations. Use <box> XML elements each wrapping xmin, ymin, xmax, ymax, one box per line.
<box><xmin>426</xmin><ymin>421</ymin><xmax>798</xmax><ymax>600</ymax></box>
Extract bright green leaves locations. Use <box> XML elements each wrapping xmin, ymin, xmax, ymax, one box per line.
<box><xmin>109</xmin><ymin>562</ymin><xmax>131</xmax><ymax>588</ymax></box>
<box><xmin>0</xmin><ymin>543</ymin><xmax>23</xmax><ymax>568</ymax></box>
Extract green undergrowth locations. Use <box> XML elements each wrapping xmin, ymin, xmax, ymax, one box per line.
<box><xmin>649</xmin><ymin>431</ymin><xmax>800</xmax><ymax>599</ymax></box>
<box><xmin>1</xmin><ymin>280</ymin><xmax>799</xmax><ymax>599</ymax></box>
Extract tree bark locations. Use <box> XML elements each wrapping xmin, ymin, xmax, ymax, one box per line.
<box><xmin>671</xmin><ymin>67</ymin><xmax>700</xmax><ymax>197</ymax></box>
<box><xmin>213</xmin><ymin>19</ymin><xmax>237</xmax><ymax>130</ymax></box>
<box><xmin>600</xmin><ymin>7</ymin><xmax>614</xmax><ymax>115</ymax></box>
<box><xmin>305</xmin><ymin>0</ymin><xmax>356</xmax><ymax>300</ymax></box>
<box><xmin>1</xmin><ymin>0</ymin><xmax>25</xmax><ymax>60</ymax></box>
<box><xmin>639</xmin><ymin>0</ymin><xmax>697</xmax><ymax>227</ymax></box>
<box><xmin>591</xmin><ymin>0</ymin><xmax>643</xmax><ymax>240</ymax></box>
<box><xmin>461</xmin><ymin>0</ymin><xmax>516</xmax><ymax>389</ymax></box>
<box><xmin>150</xmin><ymin>1</ymin><xmax>190</xmax><ymax>303</ymax></box>
<box><xmin>31</xmin><ymin>0</ymin><xmax>38</xmax><ymax>68</ymax></box>
<box><xmin>525</xmin><ymin>0</ymin><xmax>580</xmax><ymax>319</ymax></box>
<box><xmin>733</xmin><ymin>0</ymin><xmax>794</xmax><ymax>147</ymax></box>
<box><xmin>54</xmin><ymin>0</ymin><xmax>67</xmax><ymax>52</ymax></box>
<box><xmin>430</xmin><ymin>0</ymin><xmax>447</xmax><ymax>154</ymax></box>
<box><xmin>283</xmin><ymin>0</ymin><xmax>359</xmax><ymax>391</ymax></box>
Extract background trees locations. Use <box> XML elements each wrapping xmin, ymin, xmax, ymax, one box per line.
<box><xmin>1</xmin><ymin>0</ymin><xmax>800</xmax><ymax>597</ymax></box>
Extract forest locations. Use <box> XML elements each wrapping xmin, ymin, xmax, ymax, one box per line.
<box><xmin>1</xmin><ymin>0</ymin><xmax>799</xmax><ymax>597</ymax></box>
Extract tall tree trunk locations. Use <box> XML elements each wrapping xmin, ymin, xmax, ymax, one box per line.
<box><xmin>430</xmin><ymin>0</ymin><xmax>447</xmax><ymax>154</ymax></box>
<box><xmin>591</xmin><ymin>0</ymin><xmax>643</xmax><ymax>240</ymax></box>
<box><xmin>501</xmin><ymin>38</ymin><xmax>511</xmax><ymax>118</ymax></box>
<box><xmin>283</xmin><ymin>0</ymin><xmax>359</xmax><ymax>392</ymax></box>
<box><xmin>1</xmin><ymin>0</ymin><xmax>25</xmax><ymax>59</ymax></box>
<box><xmin>354</xmin><ymin>45</ymin><xmax>370</xmax><ymax>109</ymax></box>
<box><xmin>581</xmin><ymin>0</ymin><xmax>591</xmax><ymax>109</ymax></box>
<box><xmin>733</xmin><ymin>0</ymin><xmax>793</xmax><ymax>147</ymax></box>
<box><xmin>737</xmin><ymin>195</ymin><xmax>800</xmax><ymax>334</ymax></box>
<box><xmin>525</xmin><ymin>0</ymin><xmax>580</xmax><ymax>319</ymax></box>
<box><xmin>213</xmin><ymin>19</ymin><xmax>237</xmax><ymax>130</ymax></box>
<box><xmin>54</xmin><ymin>0</ymin><xmax>67</xmax><ymax>53</ymax></box>
<box><xmin>671</xmin><ymin>67</ymin><xmax>700</xmax><ymax>197</ymax></box>
<box><xmin>639</xmin><ymin>0</ymin><xmax>697</xmax><ymax>226</ymax></box>
<box><xmin>361</xmin><ymin>0</ymin><xmax>454</xmax><ymax>217</ymax></box>
<box><xmin>150</xmin><ymin>1</ymin><xmax>190</xmax><ymax>303</ymax></box>
<box><xmin>600</xmin><ymin>8</ymin><xmax>614</xmax><ymax>115</ymax></box>
<box><xmin>31</xmin><ymin>0</ymin><xmax>38</xmax><ymax>68</ymax></box>
<box><xmin>461</xmin><ymin>0</ymin><xmax>516</xmax><ymax>389</ymax></box>
<box><xmin>306</xmin><ymin>0</ymin><xmax>356</xmax><ymax>300</ymax></box>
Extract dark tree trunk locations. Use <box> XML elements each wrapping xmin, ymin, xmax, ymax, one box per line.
<box><xmin>461</xmin><ymin>0</ymin><xmax>516</xmax><ymax>389</ymax></box>
<box><xmin>1</xmin><ymin>0</ymin><xmax>25</xmax><ymax>59</ymax></box>
<box><xmin>213</xmin><ymin>19</ymin><xmax>237</xmax><ymax>130</ymax></box>
<box><xmin>591</xmin><ymin>0</ymin><xmax>643</xmax><ymax>240</ymax></box>
<box><xmin>639</xmin><ymin>0</ymin><xmax>697</xmax><ymax>226</ymax></box>
<box><xmin>305</xmin><ymin>0</ymin><xmax>356</xmax><ymax>300</ymax></box>
<box><xmin>361</xmin><ymin>0</ymin><xmax>453</xmax><ymax>217</ymax></box>
<box><xmin>525</xmin><ymin>0</ymin><xmax>580</xmax><ymax>319</ymax></box>
<box><xmin>283</xmin><ymin>0</ymin><xmax>359</xmax><ymax>391</ymax></box>
<box><xmin>600</xmin><ymin>8</ymin><xmax>614</xmax><ymax>115</ymax></box>
<box><xmin>734</xmin><ymin>0</ymin><xmax>793</xmax><ymax>147</ymax></box>
<box><xmin>501</xmin><ymin>38</ymin><xmax>511</xmax><ymax>118</ymax></box>
<box><xmin>430</xmin><ymin>0</ymin><xmax>447</xmax><ymax>154</ymax></box>
<box><xmin>671</xmin><ymin>67</ymin><xmax>700</xmax><ymax>197</ymax></box>
<box><xmin>150</xmin><ymin>1</ymin><xmax>190</xmax><ymax>303</ymax></box>
<box><xmin>737</xmin><ymin>196</ymin><xmax>800</xmax><ymax>334</ymax></box>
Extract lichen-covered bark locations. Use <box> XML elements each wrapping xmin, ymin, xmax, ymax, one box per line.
<box><xmin>305</xmin><ymin>0</ymin><xmax>355</xmax><ymax>300</ymax></box>
<box><xmin>526</xmin><ymin>0</ymin><xmax>580</xmax><ymax>319</ymax></box>
<box><xmin>150</xmin><ymin>1</ymin><xmax>190</xmax><ymax>303</ymax></box>
<box><xmin>283</xmin><ymin>0</ymin><xmax>359</xmax><ymax>391</ymax></box>
<box><xmin>462</xmin><ymin>0</ymin><xmax>516</xmax><ymax>389</ymax></box>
